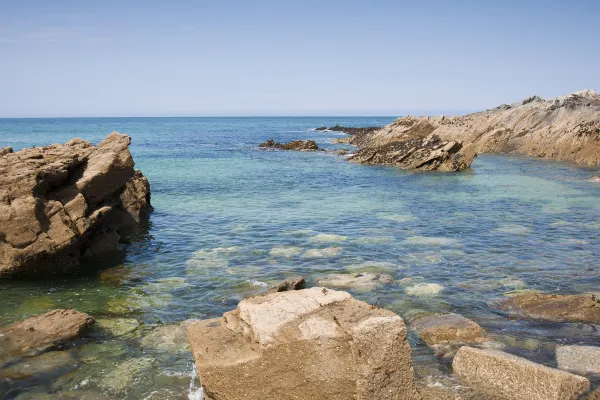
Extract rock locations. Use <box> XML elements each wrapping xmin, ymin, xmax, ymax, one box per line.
<box><xmin>268</xmin><ymin>245</ymin><xmax>303</xmax><ymax>258</ymax></box>
<box><xmin>331</xmin><ymin>138</ymin><xmax>351</xmax><ymax>144</ymax></box>
<box><xmin>328</xmin><ymin>125</ymin><xmax>381</xmax><ymax>138</ymax></box>
<box><xmin>496</xmin><ymin>293</ymin><xmax>600</xmax><ymax>323</ymax></box>
<box><xmin>349</xmin><ymin>133</ymin><xmax>476</xmax><ymax>172</ymax></box>
<box><xmin>187</xmin><ymin>287</ymin><xmax>421</xmax><ymax>400</ymax></box>
<box><xmin>0</xmin><ymin>147</ymin><xmax>13</xmax><ymax>157</ymax></box>
<box><xmin>266</xmin><ymin>276</ymin><xmax>306</xmax><ymax>293</ymax></box>
<box><xmin>316</xmin><ymin>272</ymin><xmax>393</xmax><ymax>291</ymax></box>
<box><xmin>140</xmin><ymin>324</ymin><xmax>190</xmax><ymax>354</ymax></box>
<box><xmin>308</xmin><ymin>233</ymin><xmax>348</xmax><ymax>242</ymax></box>
<box><xmin>0</xmin><ymin>350</ymin><xmax>77</xmax><ymax>379</ymax></box>
<box><xmin>99</xmin><ymin>357</ymin><xmax>154</xmax><ymax>394</ymax></box>
<box><xmin>0</xmin><ymin>132</ymin><xmax>152</xmax><ymax>278</ymax></box>
<box><xmin>301</xmin><ymin>247</ymin><xmax>342</xmax><ymax>258</ymax></box>
<box><xmin>453</xmin><ymin>346</ymin><xmax>590</xmax><ymax>400</ymax></box>
<box><xmin>405</xmin><ymin>283</ymin><xmax>444</xmax><ymax>296</ymax></box>
<box><xmin>314</xmin><ymin>126</ymin><xmax>328</xmax><ymax>131</ymax></box>
<box><xmin>410</xmin><ymin>313</ymin><xmax>485</xmax><ymax>346</ymax></box>
<box><xmin>96</xmin><ymin>317</ymin><xmax>141</xmax><ymax>337</ymax></box>
<box><xmin>258</xmin><ymin>139</ymin><xmax>319</xmax><ymax>151</ymax></box>
<box><xmin>354</xmin><ymin>90</ymin><xmax>600</xmax><ymax>167</ymax></box>
<box><xmin>0</xmin><ymin>309</ymin><xmax>95</xmax><ymax>364</ymax></box>
<box><xmin>586</xmin><ymin>389</ymin><xmax>600</xmax><ymax>400</ymax></box>
<box><xmin>556</xmin><ymin>345</ymin><xmax>600</xmax><ymax>375</ymax></box>
<box><xmin>591</xmin><ymin>176</ymin><xmax>600</xmax><ymax>183</ymax></box>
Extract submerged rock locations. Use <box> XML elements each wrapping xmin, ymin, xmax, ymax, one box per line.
<box><xmin>0</xmin><ymin>133</ymin><xmax>152</xmax><ymax>278</ymax></box>
<box><xmin>316</xmin><ymin>272</ymin><xmax>393</xmax><ymax>291</ymax></box>
<box><xmin>0</xmin><ymin>309</ymin><xmax>95</xmax><ymax>364</ymax></box>
<box><xmin>556</xmin><ymin>345</ymin><xmax>600</xmax><ymax>375</ymax></box>
<box><xmin>258</xmin><ymin>139</ymin><xmax>319</xmax><ymax>151</ymax></box>
<box><xmin>99</xmin><ymin>357</ymin><xmax>154</xmax><ymax>394</ymax></box>
<box><xmin>308</xmin><ymin>233</ymin><xmax>348</xmax><ymax>242</ymax></box>
<box><xmin>410</xmin><ymin>313</ymin><xmax>485</xmax><ymax>346</ymax></box>
<box><xmin>453</xmin><ymin>346</ymin><xmax>590</xmax><ymax>400</ymax></box>
<box><xmin>496</xmin><ymin>293</ymin><xmax>600</xmax><ymax>323</ymax></box>
<box><xmin>0</xmin><ymin>350</ymin><xmax>77</xmax><ymax>380</ymax></box>
<box><xmin>140</xmin><ymin>323</ymin><xmax>191</xmax><ymax>354</ymax></box>
<box><xmin>405</xmin><ymin>283</ymin><xmax>444</xmax><ymax>297</ymax></box>
<box><xmin>268</xmin><ymin>245</ymin><xmax>303</xmax><ymax>258</ymax></box>
<box><xmin>301</xmin><ymin>247</ymin><xmax>342</xmax><ymax>258</ymax></box>
<box><xmin>187</xmin><ymin>287</ymin><xmax>421</xmax><ymax>400</ymax></box>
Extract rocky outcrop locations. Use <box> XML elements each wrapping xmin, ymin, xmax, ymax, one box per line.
<box><xmin>258</xmin><ymin>139</ymin><xmax>319</xmax><ymax>151</ymax></box>
<box><xmin>556</xmin><ymin>345</ymin><xmax>600</xmax><ymax>375</ymax></box>
<box><xmin>453</xmin><ymin>346</ymin><xmax>590</xmax><ymax>400</ymax></box>
<box><xmin>496</xmin><ymin>293</ymin><xmax>600</xmax><ymax>323</ymax></box>
<box><xmin>355</xmin><ymin>89</ymin><xmax>600</xmax><ymax>167</ymax></box>
<box><xmin>0</xmin><ymin>309</ymin><xmax>95</xmax><ymax>365</ymax></box>
<box><xmin>0</xmin><ymin>147</ymin><xmax>13</xmax><ymax>157</ymax></box>
<box><xmin>410</xmin><ymin>313</ymin><xmax>485</xmax><ymax>346</ymax></box>
<box><xmin>348</xmin><ymin>134</ymin><xmax>476</xmax><ymax>171</ymax></box>
<box><xmin>0</xmin><ymin>132</ymin><xmax>152</xmax><ymax>277</ymax></box>
<box><xmin>266</xmin><ymin>275</ymin><xmax>306</xmax><ymax>293</ymax></box>
<box><xmin>187</xmin><ymin>287</ymin><xmax>422</xmax><ymax>400</ymax></box>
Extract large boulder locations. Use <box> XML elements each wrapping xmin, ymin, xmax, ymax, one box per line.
<box><xmin>0</xmin><ymin>309</ymin><xmax>95</xmax><ymax>365</ymax></box>
<box><xmin>187</xmin><ymin>287</ymin><xmax>422</xmax><ymax>400</ymax></box>
<box><xmin>496</xmin><ymin>293</ymin><xmax>600</xmax><ymax>323</ymax></box>
<box><xmin>453</xmin><ymin>346</ymin><xmax>590</xmax><ymax>400</ymax></box>
<box><xmin>0</xmin><ymin>132</ymin><xmax>151</xmax><ymax>277</ymax></box>
<box><xmin>556</xmin><ymin>345</ymin><xmax>600</xmax><ymax>375</ymax></box>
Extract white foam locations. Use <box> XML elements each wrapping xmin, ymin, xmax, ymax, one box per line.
<box><xmin>188</xmin><ymin>364</ymin><xmax>205</xmax><ymax>400</ymax></box>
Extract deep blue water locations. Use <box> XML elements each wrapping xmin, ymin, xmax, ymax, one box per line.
<box><xmin>1</xmin><ymin>117</ymin><xmax>600</xmax><ymax>399</ymax></box>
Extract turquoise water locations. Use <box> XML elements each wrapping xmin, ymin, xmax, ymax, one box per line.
<box><xmin>1</xmin><ymin>117</ymin><xmax>600</xmax><ymax>398</ymax></box>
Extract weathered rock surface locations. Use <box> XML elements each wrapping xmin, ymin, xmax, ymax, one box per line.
<box><xmin>0</xmin><ymin>147</ymin><xmax>13</xmax><ymax>157</ymax></box>
<box><xmin>187</xmin><ymin>287</ymin><xmax>422</xmax><ymax>400</ymax></box>
<box><xmin>355</xmin><ymin>89</ymin><xmax>600</xmax><ymax>167</ymax></box>
<box><xmin>266</xmin><ymin>275</ymin><xmax>306</xmax><ymax>293</ymax></box>
<box><xmin>496</xmin><ymin>293</ymin><xmax>600</xmax><ymax>323</ymax></box>
<box><xmin>0</xmin><ymin>132</ymin><xmax>152</xmax><ymax>277</ymax></box>
<box><xmin>556</xmin><ymin>345</ymin><xmax>600</xmax><ymax>375</ymax></box>
<box><xmin>587</xmin><ymin>388</ymin><xmax>600</xmax><ymax>400</ymax></box>
<box><xmin>349</xmin><ymin>134</ymin><xmax>476</xmax><ymax>171</ymax></box>
<box><xmin>453</xmin><ymin>346</ymin><xmax>590</xmax><ymax>400</ymax></box>
<box><xmin>0</xmin><ymin>309</ymin><xmax>95</xmax><ymax>365</ymax></box>
<box><xmin>258</xmin><ymin>139</ymin><xmax>319</xmax><ymax>151</ymax></box>
<box><xmin>410</xmin><ymin>313</ymin><xmax>485</xmax><ymax>346</ymax></box>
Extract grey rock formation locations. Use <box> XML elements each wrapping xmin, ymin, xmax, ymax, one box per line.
<box><xmin>187</xmin><ymin>287</ymin><xmax>421</xmax><ymax>400</ymax></box>
<box><xmin>556</xmin><ymin>345</ymin><xmax>600</xmax><ymax>375</ymax></box>
<box><xmin>258</xmin><ymin>139</ymin><xmax>319</xmax><ymax>151</ymax></box>
<box><xmin>0</xmin><ymin>132</ymin><xmax>151</xmax><ymax>277</ymax></box>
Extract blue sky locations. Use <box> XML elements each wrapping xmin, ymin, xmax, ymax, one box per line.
<box><xmin>1</xmin><ymin>0</ymin><xmax>598</xmax><ymax>117</ymax></box>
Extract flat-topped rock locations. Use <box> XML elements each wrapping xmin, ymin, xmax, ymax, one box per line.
<box><xmin>187</xmin><ymin>287</ymin><xmax>422</xmax><ymax>400</ymax></box>
<box><xmin>496</xmin><ymin>293</ymin><xmax>600</xmax><ymax>323</ymax></box>
<box><xmin>453</xmin><ymin>346</ymin><xmax>590</xmax><ymax>400</ymax></box>
<box><xmin>259</xmin><ymin>139</ymin><xmax>319</xmax><ymax>151</ymax></box>
<box><xmin>556</xmin><ymin>345</ymin><xmax>600</xmax><ymax>375</ymax></box>
<box><xmin>410</xmin><ymin>313</ymin><xmax>485</xmax><ymax>346</ymax></box>
<box><xmin>316</xmin><ymin>272</ymin><xmax>394</xmax><ymax>291</ymax></box>
<box><xmin>0</xmin><ymin>309</ymin><xmax>95</xmax><ymax>365</ymax></box>
<box><xmin>0</xmin><ymin>132</ymin><xmax>151</xmax><ymax>277</ymax></box>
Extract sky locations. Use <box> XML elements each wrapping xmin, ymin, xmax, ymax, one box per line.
<box><xmin>0</xmin><ymin>0</ymin><xmax>599</xmax><ymax>117</ymax></box>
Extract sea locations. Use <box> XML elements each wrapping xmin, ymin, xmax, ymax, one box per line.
<box><xmin>1</xmin><ymin>117</ymin><xmax>599</xmax><ymax>398</ymax></box>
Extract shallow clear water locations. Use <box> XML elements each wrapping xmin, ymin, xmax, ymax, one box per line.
<box><xmin>1</xmin><ymin>117</ymin><xmax>600</xmax><ymax>398</ymax></box>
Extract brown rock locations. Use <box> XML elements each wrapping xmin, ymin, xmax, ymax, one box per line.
<box><xmin>410</xmin><ymin>313</ymin><xmax>485</xmax><ymax>346</ymax></box>
<box><xmin>258</xmin><ymin>139</ymin><xmax>319</xmax><ymax>151</ymax></box>
<box><xmin>354</xmin><ymin>89</ymin><xmax>600</xmax><ymax>167</ymax></box>
<box><xmin>556</xmin><ymin>345</ymin><xmax>600</xmax><ymax>375</ymax></box>
<box><xmin>0</xmin><ymin>132</ymin><xmax>152</xmax><ymax>277</ymax></box>
<box><xmin>497</xmin><ymin>293</ymin><xmax>600</xmax><ymax>323</ymax></box>
<box><xmin>586</xmin><ymin>389</ymin><xmax>600</xmax><ymax>400</ymax></box>
<box><xmin>187</xmin><ymin>287</ymin><xmax>421</xmax><ymax>400</ymax></box>
<box><xmin>0</xmin><ymin>147</ymin><xmax>13</xmax><ymax>157</ymax></box>
<box><xmin>453</xmin><ymin>346</ymin><xmax>590</xmax><ymax>400</ymax></box>
<box><xmin>266</xmin><ymin>275</ymin><xmax>306</xmax><ymax>293</ymax></box>
<box><xmin>0</xmin><ymin>309</ymin><xmax>95</xmax><ymax>364</ymax></box>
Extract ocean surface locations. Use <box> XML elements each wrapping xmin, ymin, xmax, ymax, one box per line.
<box><xmin>1</xmin><ymin>117</ymin><xmax>600</xmax><ymax>399</ymax></box>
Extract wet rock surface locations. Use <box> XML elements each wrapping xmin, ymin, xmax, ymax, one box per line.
<box><xmin>496</xmin><ymin>293</ymin><xmax>600</xmax><ymax>323</ymax></box>
<box><xmin>0</xmin><ymin>309</ymin><xmax>94</xmax><ymax>366</ymax></box>
<box><xmin>410</xmin><ymin>313</ymin><xmax>485</xmax><ymax>346</ymax></box>
<box><xmin>187</xmin><ymin>287</ymin><xmax>421</xmax><ymax>400</ymax></box>
<box><xmin>0</xmin><ymin>132</ymin><xmax>152</xmax><ymax>278</ymax></box>
<box><xmin>258</xmin><ymin>139</ymin><xmax>319</xmax><ymax>151</ymax></box>
<box><xmin>453</xmin><ymin>346</ymin><xmax>590</xmax><ymax>400</ymax></box>
<box><xmin>266</xmin><ymin>275</ymin><xmax>306</xmax><ymax>293</ymax></box>
<box><xmin>316</xmin><ymin>272</ymin><xmax>393</xmax><ymax>291</ymax></box>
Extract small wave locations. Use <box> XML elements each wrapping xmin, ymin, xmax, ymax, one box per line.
<box><xmin>188</xmin><ymin>364</ymin><xmax>205</xmax><ymax>400</ymax></box>
<box><xmin>245</xmin><ymin>279</ymin><xmax>268</xmax><ymax>288</ymax></box>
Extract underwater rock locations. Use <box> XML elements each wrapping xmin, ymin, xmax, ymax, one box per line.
<box><xmin>316</xmin><ymin>272</ymin><xmax>393</xmax><ymax>292</ymax></box>
<box><xmin>405</xmin><ymin>283</ymin><xmax>444</xmax><ymax>297</ymax></box>
<box><xmin>308</xmin><ymin>233</ymin><xmax>348</xmax><ymax>243</ymax></box>
<box><xmin>0</xmin><ymin>132</ymin><xmax>152</xmax><ymax>278</ymax></box>
<box><xmin>99</xmin><ymin>357</ymin><xmax>154</xmax><ymax>394</ymax></box>
<box><xmin>403</xmin><ymin>236</ymin><xmax>459</xmax><ymax>246</ymax></box>
<box><xmin>410</xmin><ymin>313</ymin><xmax>485</xmax><ymax>347</ymax></box>
<box><xmin>301</xmin><ymin>247</ymin><xmax>342</xmax><ymax>258</ymax></box>
<box><xmin>258</xmin><ymin>139</ymin><xmax>319</xmax><ymax>151</ymax></box>
<box><xmin>187</xmin><ymin>287</ymin><xmax>421</xmax><ymax>400</ymax></box>
<box><xmin>453</xmin><ymin>346</ymin><xmax>590</xmax><ymax>400</ymax></box>
<box><xmin>96</xmin><ymin>317</ymin><xmax>141</xmax><ymax>337</ymax></box>
<box><xmin>0</xmin><ymin>350</ymin><xmax>77</xmax><ymax>380</ymax></box>
<box><xmin>0</xmin><ymin>309</ymin><xmax>94</xmax><ymax>364</ymax></box>
<box><xmin>556</xmin><ymin>345</ymin><xmax>600</xmax><ymax>375</ymax></box>
<box><xmin>140</xmin><ymin>323</ymin><xmax>191</xmax><ymax>354</ymax></box>
<box><xmin>496</xmin><ymin>293</ymin><xmax>600</xmax><ymax>323</ymax></box>
<box><xmin>268</xmin><ymin>245</ymin><xmax>303</xmax><ymax>258</ymax></box>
